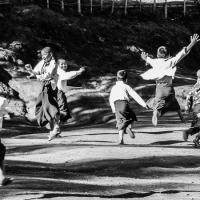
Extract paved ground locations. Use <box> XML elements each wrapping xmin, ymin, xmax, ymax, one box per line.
<box><xmin>0</xmin><ymin>111</ymin><xmax>200</xmax><ymax>200</ymax></box>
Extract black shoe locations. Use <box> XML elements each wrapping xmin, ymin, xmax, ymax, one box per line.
<box><xmin>183</xmin><ymin>130</ymin><xmax>189</xmax><ymax>141</ymax></box>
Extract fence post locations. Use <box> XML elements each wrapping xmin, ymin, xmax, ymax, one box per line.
<box><xmin>139</xmin><ymin>0</ymin><xmax>142</xmax><ymax>12</ymax></box>
<box><xmin>61</xmin><ymin>0</ymin><xmax>65</xmax><ymax>12</ymax></box>
<box><xmin>47</xmin><ymin>0</ymin><xmax>50</xmax><ymax>8</ymax></box>
<box><xmin>124</xmin><ymin>0</ymin><xmax>128</xmax><ymax>15</ymax></box>
<box><xmin>111</xmin><ymin>0</ymin><xmax>115</xmax><ymax>14</ymax></box>
<box><xmin>78</xmin><ymin>0</ymin><xmax>82</xmax><ymax>15</ymax></box>
<box><xmin>90</xmin><ymin>0</ymin><xmax>93</xmax><ymax>14</ymax></box>
<box><xmin>164</xmin><ymin>0</ymin><xmax>168</xmax><ymax>19</ymax></box>
<box><xmin>100</xmin><ymin>0</ymin><xmax>103</xmax><ymax>11</ymax></box>
<box><xmin>183</xmin><ymin>0</ymin><xmax>186</xmax><ymax>16</ymax></box>
<box><xmin>153</xmin><ymin>0</ymin><xmax>156</xmax><ymax>13</ymax></box>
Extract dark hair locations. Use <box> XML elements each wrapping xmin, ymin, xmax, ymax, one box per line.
<box><xmin>117</xmin><ymin>70</ymin><xmax>127</xmax><ymax>81</ymax></box>
<box><xmin>157</xmin><ymin>46</ymin><xmax>168</xmax><ymax>58</ymax></box>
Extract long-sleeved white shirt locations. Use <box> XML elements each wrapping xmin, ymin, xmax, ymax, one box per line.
<box><xmin>109</xmin><ymin>81</ymin><xmax>146</xmax><ymax>113</ymax></box>
<box><xmin>141</xmin><ymin>47</ymin><xmax>189</xmax><ymax>80</ymax></box>
<box><xmin>33</xmin><ymin>59</ymin><xmax>56</xmax><ymax>81</ymax></box>
<box><xmin>57</xmin><ymin>67</ymin><xmax>82</xmax><ymax>91</ymax></box>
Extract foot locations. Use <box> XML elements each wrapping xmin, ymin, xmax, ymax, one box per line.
<box><xmin>48</xmin><ymin>124</ymin><xmax>61</xmax><ymax>141</ymax></box>
<box><xmin>152</xmin><ymin>110</ymin><xmax>158</xmax><ymax>126</ymax></box>
<box><xmin>183</xmin><ymin>130</ymin><xmax>189</xmax><ymax>141</ymax></box>
<box><xmin>126</xmin><ymin>127</ymin><xmax>135</xmax><ymax>139</ymax></box>
<box><xmin>48</xmin><ymin>130</ymin><xmax>57</xmax><ymax>141</ymax></box>
<box><xmin>118</xmin><ymin>139</ymin><xmax>124</xmax><ymax>145</ymax></box>
<box><xmin>193</xmin><ymin>138</ymin><xmax>200</xmax><ymax>148</ymax></box>
<box><xmin>0</xmin><ymin>177</ymin><xmax>13</xmax><ymax>186</ymax></box>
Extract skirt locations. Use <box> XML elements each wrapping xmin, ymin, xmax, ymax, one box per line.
<box><xmin>35</xmin><ymin>82</ymin><xmax>71</xmax><ymax>129</ymax></box>
<box><xmin>147</xmin><ymin>85</ymin><xmax>180</xmax><ymax>116</ymax></box>
<box><xmin>114</xmin><ymin>100</ymin><xmax>137</xmax><ymax>131</ymax></box>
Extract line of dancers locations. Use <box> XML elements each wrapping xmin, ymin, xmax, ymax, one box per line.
<box><xmin>0</xmin><ymin>34</ymin><xmax>200</xmax><ymax>186</ymax></box>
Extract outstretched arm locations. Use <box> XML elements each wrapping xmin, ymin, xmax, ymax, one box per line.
<box><xmin>171</xmin><ymin>34</ymin><xmax>200</xmax><ymax>67</ymax></box>
<box><xmin>186</xmin><ymin>34</ymin><xmax>200</xmax><ymax>52</ymax></box>
<box><xmin>127</xmin><ymin>85</ymin><xmax>147</xmax><ymax>108</ymax></box>
<box><xmin>58</xmin><ymin>67</ymin><xmax>85</xmax><ymax>81</ymax></box>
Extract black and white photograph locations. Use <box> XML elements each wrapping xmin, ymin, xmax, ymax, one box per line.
<box><xmin>0</xmin><ymin>0</ymin><xmax>200</xmax><ymax>199</ymax></box>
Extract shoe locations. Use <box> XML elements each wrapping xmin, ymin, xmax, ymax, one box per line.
<box><xmin>152</xmin><ymin>110</ymin><xmax>158</xmax><ymax>126</ymax></box>
<box><xmin>0</xmin><ymin>177</ymin><xmax>13</xmax><ymax>186</ymax></box>
<box><xmin>183</xmin><ymin>130</ymin><xmax>189</xmax><ymax>141</ymax></box>
<box><xmin>126</xmin><ymin>127</ymin><xmax>135</xmax><ymax>139</ymax></box>
<box><xmin>193</xmin><ymin>138</ymin><xmax>200</xmax><ymax>148</ymax></box>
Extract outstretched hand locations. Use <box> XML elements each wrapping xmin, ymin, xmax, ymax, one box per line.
<box><xmin>190</xmin><ymin>34</ymin><xmax>200</xmax><ymax>45</ymax></box>
<box><xmin>141</xmin><ymin>52</ymin><xmax>148</xmax><ymax>61</ymax></box>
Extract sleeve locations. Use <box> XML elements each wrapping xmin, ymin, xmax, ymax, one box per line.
<box><xmin>33</xmin><ymin>61</ymin><xmax>43</xmax><ymax>75</ymax></box>
<box><xmin>170</xmin><ymin>47</ymin><xmax>190</xmax><ymax>67</ymax></box>
<box><xmin>146</xmin><ymin>57</ymin><xmax>159</xmax><ymax>69</ymax></box>
<box><xmin>58</xmin><ymin>68</ymin><xmax>82</xmax><ymax>81</ymax></box>
<box><xmin>126</xmin><ymin>85</ymin><xmax>146</xmax><ymax>107</ymax></box>
<box><xmin>109</xmin><ymin>89</ymin><xmax>116</xmax><ymax>113</ymax></box>
<box><xmin>36</xmin><ymin>60</ymin><xmax>56</xmax><ymax>81</ymax></box>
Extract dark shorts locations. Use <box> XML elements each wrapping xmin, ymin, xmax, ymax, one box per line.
<box><xmin>147</xmin><ymin>85</ymin><xmax>180</xmax><ymax>115</ymax></box>
<box><xmin>114</xmin><ymin>100</ymin><xmax>137</xmax><ymax>131</ymax></box>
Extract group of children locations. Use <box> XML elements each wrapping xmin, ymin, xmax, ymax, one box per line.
<box><xmin>110</xmin><ymin>33</ymin><xmax>200</xmax><ymax>146</ymax></box>
<box><xmin>0</xmin><ymin>33</ymin><xmax>200</xmax><ymax>186</ymax></box>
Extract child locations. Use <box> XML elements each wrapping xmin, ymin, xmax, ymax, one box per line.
<box><xmin>183</xmin><ymin>69</ymin><xmax>200</xmax><ymax>148</ymax></box>
<box><xmin>137</xmin><ymin>34</ymin><xmax>199</xmax><ymax>126</ymax></box>
<box><xmin>57</xmin><ymin>58</ymin><xmax>85</xmax><ymax>92</ymax></box>
<box><xmin>109</xmin><ymin>70</ymin><xmax>147</xmax><ymax>145</ymax></box>
<box><xmin>27</xmin><ymin>47</ymin><xmax>70</xmax><ymax>141</ymax></box>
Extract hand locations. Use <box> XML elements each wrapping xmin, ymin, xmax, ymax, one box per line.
<box><xmin>190</xmin><ymin>34</ymin><xmax>200</xmax><ymax>45</ymax></box>
<box><xmin>141</xmin><ymin>52</ymin><xmax>148</xmax><ymax>61</ymax></box>
<box><xmin>80</xmin><ymin>67</ymin><xmax>86</xmax><ymax>73</ymax></box>
<box><xmin>24</xmin><ymin>64</ymin><xmax>33</xmax><ymax>72</ymax></box>
<box><xmin>127</xmin><ymin>45</ymin><xmax>139</xmax><ymax>53</ymax></box>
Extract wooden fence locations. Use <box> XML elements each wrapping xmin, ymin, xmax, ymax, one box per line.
<box><xmin>8</xmin><ymin>0</ymin><xmax>200</xmax><ymax>18</ymax></box>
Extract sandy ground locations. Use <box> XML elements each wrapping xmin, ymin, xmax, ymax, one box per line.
<box><xmin>0</xmin><ymin>111</ymin><xmax>200</xmax><ymax>200</ymax></box>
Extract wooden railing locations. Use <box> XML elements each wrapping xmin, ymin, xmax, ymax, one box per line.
<box><xmin>8</xmin><ymin>0</ymin><xmax>200</xmax><ymax>18</ymax></box>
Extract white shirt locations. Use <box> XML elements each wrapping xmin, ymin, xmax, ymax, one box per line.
<box><xmin>33</xmin><ymin>59</ymin><xmax>56</xmax><ymax>81</ymax></box>
<box><xmin>141</xmin><ymin>47</ymin><xmax>189</xmax><ymax>80</ymax></box>
<box><xmin>57</xmin><ymin>67</ymin><xmax>82</xmax><ymax>91</ymax></box>
<box><xmin>109</xmin><ymin>81</ymin><xmax>146</xmax><ymax>113</ymax></box>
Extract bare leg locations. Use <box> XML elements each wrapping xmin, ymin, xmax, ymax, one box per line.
<box><xmin>177</xmin><ymin>109</ymin><xmax>186</xmax><ymax>123</ymax></box>
<box><xmin>48</xmin><ymin>114</ymin><xmax>61</xmax><ymax>141</ymax></box>
<box><xmin>193</xmin><ymin>132</ymin><xmax>200</xmax><ymax>148</ymax></box>
<box><xmin>126</xmin><ymin>124</ymin><xmax>135</xmax><ymax>139</ymax></box>
<box><xmin>0</xmin><ymin>161</ymin><xmax>5</xmax><ymax>184</ymax></box>
<box><xmin>118</xmin><ymin>130</ymin><xmax>125</xmax><ymax>145</ymax></box>
<box><xmin>152</xmin><ymin>110</ymin><xmax>159</xmax><ymax>126</ymax></box>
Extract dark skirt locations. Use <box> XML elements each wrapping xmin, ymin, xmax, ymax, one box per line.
<box><xmin>35</xmin><ymin>82</ymin><xmax>71</xmax><ymax>129</ymax></box>
<box><xmin>0</xmin><ymin>142</ymin><xmax>5</xmax><ymax>162</ymax></box>
<box><xmin>147</xmin><ymin>85</ymin><xmax>180</xmax><ymax>116</ymax></box>
<box><xmin>114</xmin><ymin>100</ymin><xmax>137</xmax><ymax>131</ymax></box>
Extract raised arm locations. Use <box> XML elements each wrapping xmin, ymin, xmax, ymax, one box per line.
<box><xmin>170</xmin><ymin>34</ymin><xmax>200</xmax><ymax>67</ymax></box>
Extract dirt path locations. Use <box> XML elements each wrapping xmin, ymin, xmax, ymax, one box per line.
<box><xmin>1</xmin><ymin>111</ymin><xmax>200</xmax><ymax>200</ymax></box>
